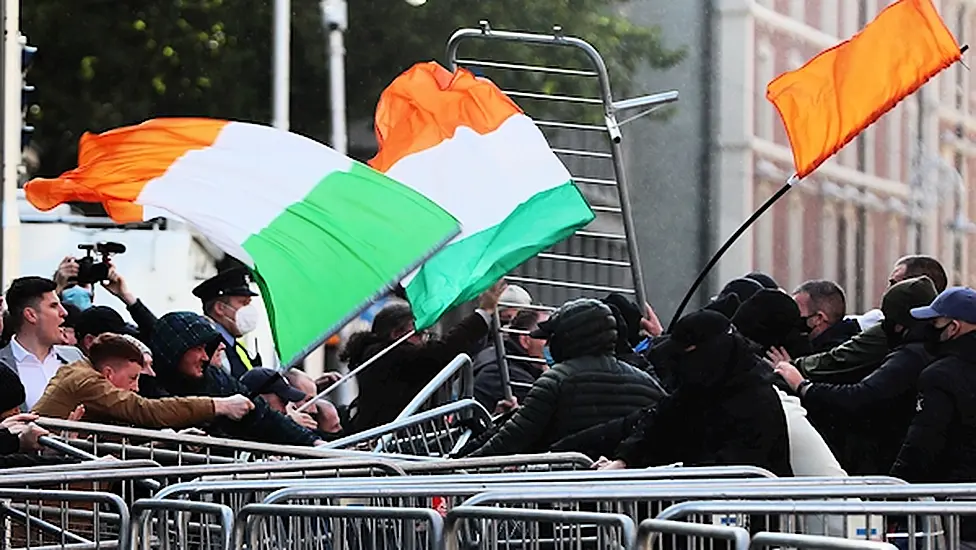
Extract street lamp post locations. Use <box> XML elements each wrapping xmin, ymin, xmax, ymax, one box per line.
<box><xmin>321</xmin><ymin>0</ymin><xmax>347</xmax><ymax>155</ymax></box>
<box><xmin>272</xmin><ymin>0</ymin><xmax>290</xmax><ymax>130</ymax></box>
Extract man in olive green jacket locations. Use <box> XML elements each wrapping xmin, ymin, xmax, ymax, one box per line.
<box><xmin>769</xmin><ymin>255</ymin><xmax>947</xmax><ymax>381</ymax></box>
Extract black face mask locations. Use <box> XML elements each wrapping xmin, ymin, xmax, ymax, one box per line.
<box><xmin>922</xmin><ymin>322</ymin><xmax>951</xmax><ymax>355</ymax></box>
<box><xmin>881</xmin><ymin>320</ymin><xmax>904</xmax><ymax>349</ymax></box>
<box><xmin>672</xmin><ymin>332</ymin><xmax>735</xmax><ymax>390</ymax></box>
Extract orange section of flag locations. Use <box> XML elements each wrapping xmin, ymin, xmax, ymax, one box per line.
<box><xmin>25</xmin><ymin>118</ymin><xmax>225</xmax><ymax>222</ymax></box>
<box><xmin>369</xmin><ymin>61</ymin><xmax>523</xmax><ymax>172</ymax></box>
<box><xmin>767</xmin><ymin>0</ymin><xmax>960</xmax><ymax>179</ymax></box>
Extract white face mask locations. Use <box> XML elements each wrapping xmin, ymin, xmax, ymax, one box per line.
<box><xmin>233</xmin><ymin>304</ymin><xmax>260</xmax><ymax>334</ymax></box>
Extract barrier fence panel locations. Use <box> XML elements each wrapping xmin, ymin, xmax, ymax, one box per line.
<box><xmin>445</xmin><ymin>22</ymin><xmax>679</xmax><ymax>395</ymax></box>
<box><xmin>444</xmin><ymin>506</ymin><xmax>636</xmax><ymax>550</ymax></box>
<box><xmin>234</xmin><ymin>504</ymin><xmax>444</xmax><ymax>550</ymax></box>
<box><xmin>393</xmin><ymin>354</ymin><xmax>474</xmax><ymax>421</ymax></box>
<box><xmin>325</xmin><ymin>399</ymin><xmax>492</xmax><ymax>457</ymax></box>
<box><xmin>654</xmin><ymin>500</ymin><xmax>976</xmax><ymax>550</ymax></box>
<box><xmin>749</xmin><ymin>532</ymin><xmax>899</xmax><ymax>550</ymax></box>
<box><xmin>130</xmin><ymin>499</ymin><xmax>234</xmax><ymax>550</ymax></box>
<box><xmin>0</xmin><ymin>488</ymin><xmax>129</xmax><ymax>550</ymax></box>
<box><xmin>398</xmin><ymin>452</ymin><xmax>594</xmax><ymax>474</ymax></box>
<box><xmin>637</xmin><ymin>518</ymin><xmax>751</xmax><ymax>550</ymax></box>
<box><xmin>34</xmin><ymin>418</ymin><xmax>435</xmax><ymax>464</ymax></box>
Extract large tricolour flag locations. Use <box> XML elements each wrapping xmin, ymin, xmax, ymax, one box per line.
<box><xmin>24</xmin><ymin>119</ymin><xmax>460</xmax><ymax>367</ymax></box>
<box><xmin>370</xmin><ymin>62</ymin><xmax>595</xmax><ymax>328</ymax></box>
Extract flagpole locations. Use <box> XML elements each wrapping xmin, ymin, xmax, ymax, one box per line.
<box><xmin>667</xmin><ymin>173</ymin><xmax>799</xmax><ymax>332</ymax></box>
<box><xmin>295</xmin><ymin>329</ymin><xmax>414</xmax><ymax>412</ymax></box>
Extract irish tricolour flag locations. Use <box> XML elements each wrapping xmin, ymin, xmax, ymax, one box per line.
<box><xmin>24</xmin><ymin>119</ymin><xmax>460</xmax><ymax>366</ymax></box>
<box><xmin>370</xmin><ymin>62</ymin><xmax>595</xmax><ymax>328</ymax></box>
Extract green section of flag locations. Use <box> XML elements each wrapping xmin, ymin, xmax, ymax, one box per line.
<box><xmin>406</xmin><ymin>182</ymin><xmax>594</xmax><ymax>329</ymax></box>
<box><xmin>243</xmin><ymin>162</ymin><xmax>459</xmax><ymax>367</ymax></box>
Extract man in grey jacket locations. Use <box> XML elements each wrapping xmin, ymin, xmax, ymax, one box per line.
<box><xmin>0</xmin><ymin>277</ymin><xmax>84</xmax><ymax>410</ymax></box>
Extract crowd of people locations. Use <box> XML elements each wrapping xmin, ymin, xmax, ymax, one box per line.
<box><xmin>0</xmin><ymin>250</ymin><xmax>974</xmax><ymax>525</ymax></box>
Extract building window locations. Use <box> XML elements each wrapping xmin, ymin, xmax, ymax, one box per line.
<box><xmin>756</xmin><ymin>181</ymin><xmax>775</xmax><ymax>273</ymax></box>
<box><xmin>823</xmin><ymin>201</ymin><xmax>839</xmax><ymax>281</ymax></box>
<box><xmin>757</xmin><ymin>40</ymin><xmax>774</xmax><ymax>141</ymax></box>
<box><xmin>788</xmin><ymin>193</ymin><xmax>804</xmax><ymax>289</ymax></box>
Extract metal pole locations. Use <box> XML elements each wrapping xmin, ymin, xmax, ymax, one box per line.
<box><xmin>323</xmin><ymin>0</ymin><xmax>347</xmax><ymax>154</ymax></box>
<box><xmin>667</xmin><ymin>174</ymin><xmax>799</xmax><ymax>331</ymax></box>
<box><xmin>0</xmin><ymin>0</ymin><xmax>22</xmax><ymax>289</ymax></box>
<box><xmin>272</xmin><ymin>0</ymin><xmax>290</xmax><ymax>130</ymax></box>
<box><xmin>491</xmin><ymin>313</ymin><xmax>513</xmax><ymax>401</ymax></box>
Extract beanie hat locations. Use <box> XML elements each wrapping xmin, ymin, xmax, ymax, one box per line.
<box><xmin>882</xmin><ymin>276</ymin><xmax>938</xmax><ymax>328</ymax></box>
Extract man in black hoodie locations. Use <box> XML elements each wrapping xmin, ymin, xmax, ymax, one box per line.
<box><xmin>467</xmin><ymin>299</ymin><xmax>665</xmax><ymax>457</ymax></box>
<box><xmin>775</xmin><ymin>276</ymin><xmax>938</xmax><ymax>474</ymax></box>
<box><xmin>150</xmin><ymin>311</ymin><xmax>325</xmax><ymax>446</ymax></box>
<box><xmin>599</xmin><ymin>310</ymin><xmax>792</xmax><ymax>477</ymax></box>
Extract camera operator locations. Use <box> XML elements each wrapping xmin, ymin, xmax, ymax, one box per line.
<box><xmin>53</xmin><ymin>254</ymin><xmax>157</xmax><ymax>343</ymax></box>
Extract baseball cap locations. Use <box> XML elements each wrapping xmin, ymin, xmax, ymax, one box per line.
<box><xmin>500</xmin><ymin>285</ymin><xmax>532</xmax><ymax>307</ymax></box>
<box><xmin>656</xmin><ymin>309</ymin><xmax>733</xmax><ymax>356</ymax></box>
<box><xmin>910</xmin><ymin>287</ymin><xmax>976</xmax><ymax>324</ymax></box>
<box><xmin>240</xmin><ymin>368</ymin><xmax>306</xmax><ymax>403</ymax></box>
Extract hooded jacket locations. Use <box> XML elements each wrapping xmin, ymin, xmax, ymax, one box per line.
<box><xmin>150</xmin><ymin>312</ymin><xmax>318</xmax><ymax>446</ymax></box>
<box><xmin>468</xmin><ymin>299</ymin><xmax>665</xmax><ymax>457</ymax></box>
<box><xmin>614</xmin><ymin>312</ymin><xmax>792</xmax><ymax>476</ymax></box>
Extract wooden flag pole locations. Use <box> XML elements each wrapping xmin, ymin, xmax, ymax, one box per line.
<box><xmin>667</xmin><ymin>174</ymin><xmax>799</xmax><ymax>332</ymax></box>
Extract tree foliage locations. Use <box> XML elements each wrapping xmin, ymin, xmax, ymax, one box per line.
<box><xmin>23</xmin><ymin>0</ymin><xmax>682</xmax><ymax>177</ymax></box>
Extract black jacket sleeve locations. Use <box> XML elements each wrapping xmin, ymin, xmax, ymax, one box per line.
<box><xmin>401</xmin><ymin>313</ymin><xmax>490</xmax><ymax>384</ymax></box>
<box><xmin>126</xmin><ymin>299</ymin><xmax>158</xmax><ymax>343</ymax></box>
<box><xmin>468</xmin><ymin>369</ymin><xmax>562</xmax><ymax>457</ymax></box>
<box><xmin>614</xmin><ymin>395</ymin><xmax>687</xmax><ymax>468</ymax></box>
<box><xmin>549</xmin><ymin>409</ymin><xmax>642</xmax><ymax>460</ymax></box>
<box><xmin>0</xmin><ymin>428</ymin><xmax>19</xmax><ymax>455</ymax></box>
<box><xmin>891</xmin><ymin>366</ymin><xmax>955</xmax><ymax>482</ymax></box>
<box><xmin>208</xmin><ymin>371</ymin><xmax>320</xmax><ymax>446</ymax></box>
<box><xmin>802</xmin><ymin>347</ymin><xmax>924</xmax><ymax>419</ymax></box>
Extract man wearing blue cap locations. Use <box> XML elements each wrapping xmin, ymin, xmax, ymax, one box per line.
<box><xmin>892</xmin><ymin>287</ymin><xmax>976</xmax><ymax>541</ymax></box>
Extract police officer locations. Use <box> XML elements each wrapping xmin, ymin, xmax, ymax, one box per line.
<box><xmin>192</xmin><ymin>267</ymin><xmax>263</xmax><ymax>379</ymax></box>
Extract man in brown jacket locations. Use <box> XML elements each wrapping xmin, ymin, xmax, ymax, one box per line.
<box><xmin>33</xmin><ymin>333</ymin><xmax>253</xmax><ymax>428</ymax></box>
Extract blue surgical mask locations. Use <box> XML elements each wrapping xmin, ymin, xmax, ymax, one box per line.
<box><xmin>543</xmin><ymin>345</ymin><xmax>555</xmax><ymax>366</ymax></box>
<box><xmin>61</xmin><ymin>286</ymin><xmax>93</xmax><ymax>311</ymax></box>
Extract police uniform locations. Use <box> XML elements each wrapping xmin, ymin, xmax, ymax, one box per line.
<box><xmin>192</xmin><ymin>267</ymin><xmax>262</xmax><ymax>379</ymax></box>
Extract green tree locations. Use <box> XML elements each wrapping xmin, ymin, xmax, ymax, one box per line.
<box><xmin>23</xmin><ymin>0</ymin><xmax>681</xmax><ymax>178</ymax></box>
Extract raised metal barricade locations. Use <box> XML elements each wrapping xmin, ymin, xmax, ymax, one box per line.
<box><xmin>749</xmin><ymin>533</ymin><xmax>898</xmax><ymax>550</ymax></box>
<box><xmin>325</xmin><ymin>399</ymin><xmax>491</xmax><ymax>456</ymax></box>
<box><xmin>234</xmin><ymin>504</ymin><xmax>444</xmax><ymax>550</ymax></box>
<box><xmin>444</xmin><ymin>506</ymin><xmax>636</xmax><ymax>550</ymax></box>
<box><xmin>445</xmin><ymin>23</ymin><xmax>679</xmax><ymax>392</ymax></box>
<box><xmin>130</xmin><ymin>499</ymin><xmax>234</xmax><ymax>550</ymax></box>
<box><xmin>637</xmin><ymin>518</ymin><xmax>751</xmax><ymax>550</ymax></box>
<box><xmin>0</xmin><ymin>488</ymin><xmax>129</xmax><ymax>550</ymax></box>
<box><xmin>393</xmin><ymin>354</ymin><xmax>474</xmax><ymax>421</ymax></box>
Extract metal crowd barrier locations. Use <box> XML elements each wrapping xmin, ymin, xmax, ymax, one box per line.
<box><xmin>325</xmin><ymin>399</ymin><xmax>491</xmax><ymax>456</ymax></box>
<box><xmin>34</xmin><ymin>417</ymin><xmax>434</xmax><ymax>464</ymax></box>
<box><xmin>234</xmin><ymin>504</ymin><xmax>443</xmax><ymax>550</ymax></box>
<box><xmin>444</xmin><ymin>506</ymin><xmax>636</xmax><ymax>550</ymax></box>
<box><xmin>398</xmin><ymin>452</ymin><xmax>593</xmax><ymax>474</ymax></box>
<box><xmin>393</xmin><ymin>353</ymin><xmax>474</xmax><ymax>421</ymax></box>
<box><xmin>0</xmin><ymin>488</ymin><xmax>129</xmax><ymax>550</ymax></box>
<box><xmin>637</xmin><ymin>518</ymin><xmax>751</xmax><ymax>550</ymax></box>
<box><xmin>130</xmin><ymin>499</ymin><xmax>234</xmax><ymax>550</ymax></box>
<box><xmin>749</xmin><ymin>533</ymin><xmax>899</xmax><ymax>550</ymax></box>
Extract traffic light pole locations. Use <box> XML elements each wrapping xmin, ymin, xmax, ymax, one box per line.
<box><xmin>0</xmin><ymin>0</ymin><xmax>21</xmax><ymax>288</ymax></box>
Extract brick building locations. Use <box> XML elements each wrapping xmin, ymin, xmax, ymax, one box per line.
<box><xmin>707</xmin><ymin>0</ymin><xmax>974</xmax><ymax>313</ymax></box>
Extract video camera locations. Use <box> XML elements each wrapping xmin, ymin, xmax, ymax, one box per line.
<box><xmin>75</xmin><ymin>242</ymin><xmax>126</xmax><ymax>285</ymax></box>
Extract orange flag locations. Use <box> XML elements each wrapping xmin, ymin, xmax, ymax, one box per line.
<box><xmin>767</xmin><ymin>0</ymin><xmax>961</xmax><ymax>179</ymax></box>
